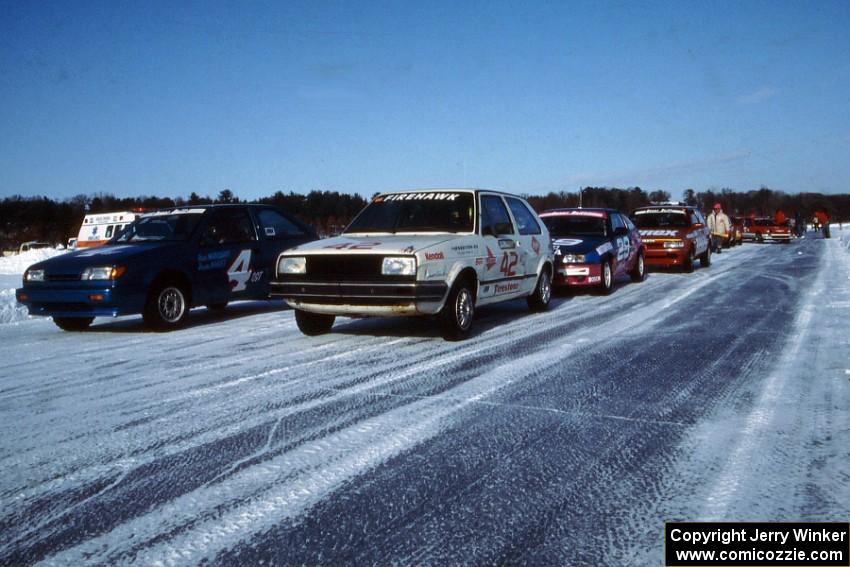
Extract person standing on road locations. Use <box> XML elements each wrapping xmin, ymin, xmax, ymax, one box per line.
<box><xmin>815</xmin><ymin>210</ymin><xmax>830</xmax><ymax>239</ymax></box>
<box><xmin>706</xmin><ymin>203</ymin><xmax>731</xmax><ymax>253</ymax></box>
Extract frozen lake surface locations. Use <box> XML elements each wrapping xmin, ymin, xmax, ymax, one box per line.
<box><xmin>1</xmin><ymin>232</ymin><xmax>849</xmax><ymax>565</ymax></box>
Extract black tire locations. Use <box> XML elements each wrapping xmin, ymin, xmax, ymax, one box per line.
<box><xmin>207</xmin><ymin>302</ymin><xmax>228</xmax><ymax>312</ymax></box>
<box><xmin>439</xmin><ymin>278</ymin><xmax>475</xmax><ymax>341</ymax></box>
<box><xmin>683</xmin><ymin>248</ymin><xmax>695</xmax><ymax>273</ymax></box>
<box><xmin>526</xmin><ymin>267</ymin><xmax>552</xmax><ymax>312</ymax></box>
<box><xmin>595</xmin><ymin>260</ymin><xmax>613</xmax><ymax>295</ymax></box>
<box><xmin>144</xmin><ymin>281</ymin><xmax>189</xmax><ymax>330</ymax></box>
<box><xmin>629</xmin><ymin>252</ymin><xmax>645</xmax><ymax>283</ymax></box>
<box><xmin>294</xmin><ymin>310</ymin><xmax>335</xmax><ymax>336</ymax></box>
<box><xmin>53</xmin><ymin>316</ymin><xmax>94</xmax><ymax>331</ymax></box>
<box><xmin>700</xmin><ymin>245</ymin><xmax>711</xmax><ymax>268</ymax></box>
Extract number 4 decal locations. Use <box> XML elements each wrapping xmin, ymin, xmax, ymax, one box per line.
<box><xmin>228</xmin><ymin>249</ymin><xmax>252</xmax><ymax>291</ymax></box>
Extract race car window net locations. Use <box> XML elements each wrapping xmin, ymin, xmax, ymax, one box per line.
<box><xmin>113</xmin><ymin>213</ymin><xmax>204</xmax><ymax>243</ymax></box>
<box><xmin>345</xmin><ymin>193</ymin><xmax>475</xmax><ymax>234</ymax></box>
<box><xmin>480</xmin><ymin>195</ymin><xmax>515</xmax><ymax>236</ymax></box>
<box><xmin>633</xmin><ymin>212</ymin><xmax>690</xmax><ymax>228</ymax></box>
<box><xmin>505</xmin><ymin>197</ymin><xmax>542</xmax><ymax>235</ymax></box>
<box><xmin>257</xmin><ymin>209</ymin><xmax>307</xmax><ymax>238</ymax></box>
<box><xmin>542</xmin><ymin>216</ymin><xmax>606</xmax><ymax>237</ymax></box>
<box><xmin>200</xmin><ymin>209</ymin><xmax>257</xmax><ymax>245</ymax></box>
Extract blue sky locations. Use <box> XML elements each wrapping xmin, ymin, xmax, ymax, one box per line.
<box><xmin>2</xmin><ymin>0</ymin><xmax>849</xmax><ymax>201</ymax></box>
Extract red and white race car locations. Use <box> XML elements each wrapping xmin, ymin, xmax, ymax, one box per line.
<box><xmin>632</xmin><ymin>204</ymin><xmax>711</xmax><ymax>272</ymax></box>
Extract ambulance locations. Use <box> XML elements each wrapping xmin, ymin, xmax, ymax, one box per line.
<box><xmin>75</xmin><ymin>211</ymin><xmax>139</xmax><ymax>248</ymax></box>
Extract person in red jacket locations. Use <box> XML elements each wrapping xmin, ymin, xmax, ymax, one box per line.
<box><xmin>774</xmin><ymin>209</ymin><xmax>787</xmax><ymax>226</ymax></box>
<box><xmin>815</xmin><ymin>210</ymin><xmax>830</xmax><ymax>238</ymax></box>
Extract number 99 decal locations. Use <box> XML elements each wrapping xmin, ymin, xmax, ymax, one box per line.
<box><xmin>616</xmin><ymin>236</ymin><xmax>631</xmax><ymax>262</ymax></box>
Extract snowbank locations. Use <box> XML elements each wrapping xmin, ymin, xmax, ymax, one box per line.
<box><xmin>0</xmin><ymin>248</ymin><xmax>66</xmax><ymax>324</ymax></box>
<box><xmin>0</xmin><ymin>248</ymin><xmax>67</xmax><ymax>275</ymax></box>
<box><xmin>0</xmin><ymin>287</ymin><xmax>29</xmax><ymax>325</ymax></box>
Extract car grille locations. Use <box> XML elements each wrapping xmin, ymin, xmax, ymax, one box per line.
<box><xmin>306</xmin><ymin>255</ymin><xmax>387</xmax><ymax>281</ymax></box>
<box><xmin>46</xmin><ymin>274</ymin><xmax>81</xmax><ymax>281</ymax></box>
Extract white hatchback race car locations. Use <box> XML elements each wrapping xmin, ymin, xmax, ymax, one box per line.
<box><xmin>271</xmin><ymin>189</ymin><xmax>555</xmax><ymax>340</ymax></box>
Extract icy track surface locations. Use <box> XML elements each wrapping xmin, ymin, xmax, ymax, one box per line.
<box><xmin>2</xmin><ymin>234</ymin><xmax>849</xmax><ymax>565</ymax></box>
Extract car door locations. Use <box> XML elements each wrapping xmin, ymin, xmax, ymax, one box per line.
<box><xmin>621</xmin><ymin>214</ymin><xmax>642</xmax><ymax>270</ymax></box>
<box><xmin>251</xmin><ymin>207</ymin><xmax>317</xmax><ymax>298</ymax></box>
<box><xmin>691</xmin><ymin>210</ymin><xmax>710</xmax><ymax>254</ymax></box>
<box><xmin>609</xmin><ymin>212</ymin><xmax>633</xmax><ymax>276</ymax></box>
<box><xmin>477</xmin><ymin>194</ymin><xmax>524</xmax><ymax>303</ymax></box>
<box><xmin>504</xmin><ymin>196</ymin><xmax>545</xmax><ymax>292</ymax></box>
<box><xmin>194</xmin><ymin>207</ymin><xmax>260</xmax><ymax>306</ymax></box>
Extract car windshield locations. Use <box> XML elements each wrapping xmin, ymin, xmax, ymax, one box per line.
<box><xmin>634</xmin><ymin>212</ymin><xmax>690</xmax><ymax>228</ymax></box>
<box><xmin>754</xmin><ymin>218</ymin><xmax>775</xmax><ymax>226</ymax></box>
<box><xmin>345</xmin><ymin>192</ymin><xmax>475</xmax><ymax>233</ymax></box>
<box><xmin>111</xmin><ymin>212</ymin><xmax>205</xmax><ymax>243</ymax></box>
<box><xmin>542</xmin><ymin>216</ymin><xmax>606</xmax><ymax>237</ymax></box>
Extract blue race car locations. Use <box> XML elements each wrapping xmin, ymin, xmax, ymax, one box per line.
<box><xmin>16</xmin><ymin>204</ymin><xmax>317</xmax><ymax>331</ymax></box>
<box><xmin>539</xmin><ymin>208</ymin><xmax>645</xmax><ymax>294</ymax></box>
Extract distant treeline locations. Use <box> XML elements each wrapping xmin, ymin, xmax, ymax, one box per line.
<box><xmin>2</xmin><ymin>186</ymin><xmax>848</xmax><ymax>249</ymax></box>
<box><xmin>523</xmin><ymin>186</ymin><xmax>850</xmax><ymax>222</ymax></box>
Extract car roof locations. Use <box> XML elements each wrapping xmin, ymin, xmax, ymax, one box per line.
<box><xmin>539</xmin><ymin>207</ymin><xmax>614</xmax><ymax>218</ymax></box>
<box><xmin>146</xmin><ymin>203</ymin><xmax>280</xmax><ymax>214</ymax></box>
<box><xmin>634</xmin><ymin>205</ymin><xmax>696</xmax><ymax>213</ymax></box>
<box><xmin>375</xmin><ymin>188</ymin><xmax>523</xmax><ymax>198</ymax></box>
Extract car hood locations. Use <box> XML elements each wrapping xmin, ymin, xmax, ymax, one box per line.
<box><xmin>282</xmin><ymin>234</ymin><xmax>461</xmax><ymax>256</ymax></box>
<box><xmin>637</xmin><ymin>228</ymin><xmax>688</xmax><ymax>238</ymax></box>
<box><xmin>27</xmin><ymin>243</ymin><xmax>177</xmax><ymax>274</ymax></box>
<box><xmin>551</xmin><ymin>235</ymin><xmax>611</xmax><ymax>255</ymax></box>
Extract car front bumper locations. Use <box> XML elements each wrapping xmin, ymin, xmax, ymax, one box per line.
<box><xmin>16</xmin><ymin>283</ymin><xmax>147</xmax><ymax>318</ymax></box>
<box><xmin>644</xmin><ymin>246</ymin><xmax>688</xmax><ymax>267</ymax></box>
<box><xmin>269</xmin><ymin>279</ymin><xmax>449</xmax><ymax>316</ymax></box>
<box><xmin>554</xmin><ymin>263</ymin><xmax>603</xmax><ymax>286</ymax></box>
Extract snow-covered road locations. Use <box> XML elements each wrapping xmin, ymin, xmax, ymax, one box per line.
<box><xmin>2</xmin><ymin>234</ymin><xmax>849</xmax><ymax>565</ymax></box>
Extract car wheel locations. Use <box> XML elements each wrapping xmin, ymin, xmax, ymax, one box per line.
<box><xmin>596</xmin><ymin>260</ymin><xmax>613</xmax><ymax>295</ymax></box>
<box><xmin>144</xmin><ymin>282</ymin><xmax>189</xmax><ymax>330</ymax></box>
<box><xmin>53</xmin><ymin>316</ymin><xmax>94</xmax><ymax>331</ymax></box>
<box><xmin>700</xmin><ymin>245</ymin><xmax>711</xmax><ymax>268</ymax></box>
<box><xmin>683</xmin><ymin>249</ymin><xmax>695</xmax><ymax>273</ymax></box>
<box><xmin>526</xmin><ymin>268</ymin><xmax>551</xmax><ymax>312</ymax></box>
<box><xmin>294</xmin><ymin>309</ymin><xmax>335</xmax><ymax>336</ymax></box>
<box><xmin>439</xmin><ymin>278</ymin><xmax>475</xmax><ymax>341</ymax></box>
<box><xmin>629</xmin><ymin>252</ymin><xmax>645</xmax><ymax>282</ymax></box>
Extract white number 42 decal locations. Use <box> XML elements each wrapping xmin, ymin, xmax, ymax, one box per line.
<box><xmin>227</xmin><ymin>249</ymin><xmax>253</xmax><ymax>291</ymax></box>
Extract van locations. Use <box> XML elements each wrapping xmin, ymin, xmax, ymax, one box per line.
<box><xmin>75</xmin><ymin>211</ymin><xmax>139</xmax><ymax>248</ymax></box>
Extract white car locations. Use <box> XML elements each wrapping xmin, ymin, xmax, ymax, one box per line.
<box><xmin>271</xmin><ymin>189</ymin><xmax>555</xmax><ymax>340</ymax></box>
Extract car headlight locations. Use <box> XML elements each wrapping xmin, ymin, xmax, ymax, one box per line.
<box><xmin>663</xmin><ymin>241</ymin><xmax>685</xmax><ymax>249</ymax></box>
<box><xmin>382</xmin><ymin>256</ymin><xmax>416</xmax><ymax>276</ymax></box>
<box><xmin>278</xmin><ymin>256</ymin><xmax>306</xmax><ymax>275</ymax></box>
<box><xmin>562</xmin><ymin>254</ymin><xmax>586</xmax><ymax>264</ymax></box>
<box><xmin>81</xmin><ymin>266</ymin><xmax>126</xmax><ymax>280</ymax></box>
<box><xmin>24</xmin><ymin>269</ymin><xmax>45</xmax><ymax>282</ymax></box>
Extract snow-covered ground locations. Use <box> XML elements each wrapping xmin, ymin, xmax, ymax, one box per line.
<box><xmin>0</xmin><ymin>248</ymin><xmax>66</xmax><ymax>325</ymax></box>
<box><xmin>1</xmin><ymin>231</ymin><xmax>848</xmax><ymax>565</ymax></box>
